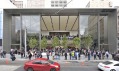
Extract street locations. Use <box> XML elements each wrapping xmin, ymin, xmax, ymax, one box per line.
<box><xmin>0</xmin><ymin>65</ymin><xmax>100</xmax><ymax>71</ymax></box>
<box><xmin>0</xmin><ymin>59</ymin><xmax>100</xmax><ymax>71</ymax></box>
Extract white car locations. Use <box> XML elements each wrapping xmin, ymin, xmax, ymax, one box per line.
<box><xmin>98</xmin><ymin>60</ymin><xmax>119</xmax><ymax>71</ymax></box>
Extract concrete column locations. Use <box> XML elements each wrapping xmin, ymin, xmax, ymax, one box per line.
<box><xmin>107</xmin><ymin>10</ymin><xmax>117</xmax><ymax>53</ymax></box>
<box><xmin>97</xmin><ymin>14</ymin><xmax>100</xmax><ymax>50</ymax></box>
<box><xmin>78</xmin><ymin>14</ymin><xmax>80</xmax><ymax>38</ymax></box>
<box><xmin>3</xmin><ymin>10</ymin><xmax>12</xmax><ymax>52</ymax></box>
<box><xmin>39</xmin><ymin>15</ymin><xmax>41</xmax><ymax>50</ymax></box>
<box><xmin>20</xmin><ymin>14</ymin><xmax>22</xmax><ymax>50</ymax></box>
<box><xmin>78</xmin><ymin>14</ymin><xmax>80</xmax><ymax>48</ymax></box>
<box><xmin>104</xmin><ymin>16</ymin><xmax>108</xmax><ymax>50</ymax></box>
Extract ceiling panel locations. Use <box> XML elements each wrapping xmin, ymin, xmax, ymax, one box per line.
<box><xmin>72</xmin><ymin>19</ymin><xmax>78</xmax><ymax>31</ymax></box>
<box><xmin>41</xmin><ymin>18</ymin><xmax>47</xmax><ymax>31</ymax></box>
<box><xmin>41</xmin><ymin>16</ymin><xmax>79</xmax><ymax>31</ymax></box>
<box><xmin>66</xmin><ymin>16</ymin><xmax>77</xmax><ymax>31</ymax></box>
<box><xmin>51</xmin><ymin>16</ymin><xmax>59</xmax><ymax>30</ymax></box>
<box><xmin>60</xmin><ymin>16</ymin><xmax>68</xmax><ymax>31</ymax></box>
<box><xmin>42</xmin><ymin>16</ymin><xmax>53</xmax><ymax>31</ymax></box>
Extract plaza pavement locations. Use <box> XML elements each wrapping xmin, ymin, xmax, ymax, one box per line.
<box><xmin>0</xmin><ymin>54</ymin><xmax>112</xmax><ymax>71</ymax></box>
<box><xmin>0</xmin><ymin>54</ymin><xmax>113</xmax><ymax>63</ymax></box>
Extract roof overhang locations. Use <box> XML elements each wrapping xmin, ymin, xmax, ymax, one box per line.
<box><xmin>3</xmin><ymin>8</ymin><xmax>117</xmax><ymax>16</ymax></box>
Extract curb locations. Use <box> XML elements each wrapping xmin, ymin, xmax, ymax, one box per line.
<box><xmin>52</xmin><ymin>60</ymin><xmax>113</xmax><ymax>63</ymax></box>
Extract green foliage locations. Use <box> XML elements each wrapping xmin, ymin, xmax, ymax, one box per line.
<box><xmin>81</xmin><ymin>35</ymin><xmax>93</xmax><ymax>49</ymax></box>
<box><xmin>27</xmin><ymin>35</ymin><xmax>38</xmax><ymax>42</ymax></box>
<box><xmin>73</xmin><ymin>37</ymin><xmax>80</xmax><ymax>48</ymax></box>
<box><xmin>52</xmin><ymin>36</ymin><xmax>60</xmax><ymax>47</ymax></box>
<box><xmin>28</xmin><ymin>37</ymin><xmax>38</xmax><ymax>48</ymax></box>
<box><xmin>41</xmin><ymin>37</ymin><xmax>47</xmax><ymax>48</ymax></box>
<box><xmin>62</xmin><ymin>35</ymin><xmax>68</xmax><ymax>48</ymax></box>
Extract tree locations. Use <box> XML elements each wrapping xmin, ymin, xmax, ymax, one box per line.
<box><xmin>52</xmin><ymin>36</ymin><xmax>60</xmax><ymax>48</ymax></box>
<box><xmin>62</xmin><ymin>35</ymin><xmax>68</xmax><ymax>49</ymax></box>
<box><xmin>28</xmin><ymin>37</ymin><xmax>38</xmax><ymax>48</ymax></box>
<box><xmin>41</xmin><ymin>36</ymin><xmax>47</xmax><ymax>49</ymax></box>
<box><xmin>73</xmin><ymin>37</ymin><xmax>80</xmax><ymax>48</ymax></box>
<box><xmin>81</xmin><ymin>35</ymin><xmax>93</xmax><ymax>49</ymax></box>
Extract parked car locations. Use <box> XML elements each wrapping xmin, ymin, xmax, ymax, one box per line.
<box><xmin>98</xmin><ymin>60</ymin><xmax>119</xmax><ymax>71</ymax></box>
<box><xmin>24</xmin><ymin>58</ymin><xmax>60</xmax><ymax>71</ymax></box>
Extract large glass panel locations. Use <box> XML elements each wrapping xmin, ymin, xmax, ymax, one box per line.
<box><xmin>11</xmin><ymin>16</ymin><xmax>21</xmax><ymax>49</ymax></box>
<box><xmin>80</xmin><ymin>15</ymin><xmax>108</xmax><ymax>51</ymax></box>
<box><xmin>22</xmin><ymin>15</ymin><xmax>40</xmax><ymax>33</ymax></box>
<box><xmin>11</xmin><ymin>15</ymin><xmax>40</xmax><ymax>49</ymax></box>
<box><xmin>0</xmin><ymin>13</ymin><xmax>2</xmax><ymax>39</ymax></box>
<box><xmin>0</xmin><ymin>9</ymin><xmax>3</xmax><ymax>48</ymax></box>
<box><xmin>22</xmin><ymin>15</ymin><xmax>40</xmax><ymax>48</ymax></box>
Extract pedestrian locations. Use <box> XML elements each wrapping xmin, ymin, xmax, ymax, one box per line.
<box><xmin>3</xmin><ymin>51</ymin><xmax>6</xmax><ymax>58</ymax></box>
<box><xmin>47</xmin><ymin>51</ymin><xmax>50</xmax><ymax>60</ymax></box>
<box><xmin>88</xmin><ymin>52</ymin><xmax>90</xmax><ymax>60</ymax></box>
<box><xmin>71</xmin><ymin>51</ymin><xmax>75</xmax><ymax>60</ymax></box>
<box><xmin>64</xmin><ymin>52</ymin><xmax>67</xmax><ymax>60</ymax></box>
<box><xmin>97</xmin><ymin>51</ymin><xmax>101</xmax><ymax>60</ymax></box>
<box><xmin>69</xmin><ymin>52</ymin><xmax>71</xmax><ymax>60</ymax></box>
<box><xmin>21</xmin><ymin>51</ymin><xmax>23</xmax><ymax>58</ymax></box>
<box><xmin>34</xmin><ymin>51</ymin><xmax>37</xmax><ymax>58</ymax></box>
<box><xmin>105</xmin><ymin>51</ymin><xmax>109</xmax><ymax>59</ymax></box>
<box><xmin>111</xmin><ymin>52</ymin><xmax>114</xmax><ymax>59</ymax></box>
<box><xmin>93</xmin><ymin>51</ymin><xmax>97</xmax><ymax>60</ymax></box>
<box><xmin>102</xmin><ymin>51</ymin><xmax>105</xmax><ymax>59</ymax></box>
<box><xmin>10</xmin><ymin>51</ymin><xmax>16</xmax><ymax>61</ymax></box>
<box><xmin>78</xmin><ymin>52</ymin><xmax>80</xmax><ymax>60</ymax></box>
<box><xmin>28</xmin><ymin>51</ymin><xmax>32</xmax><ymax>60</ymax></box>
<box><xmin>74</xmin><ymin>51</ymin><xmax>77</xmax><ymax>60</ymax></box>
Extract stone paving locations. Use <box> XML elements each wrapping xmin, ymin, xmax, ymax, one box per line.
<box><xmin>0</xmin><ymin>54</ymin><xmax>113</xmax><ymax>63</ymax></box>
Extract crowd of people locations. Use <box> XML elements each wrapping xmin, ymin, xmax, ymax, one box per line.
<box><xmin>1</xmin><ymin>47</ymin><xmax>119</xmax><ymax>61</ymax></box>
<box><xmin>41</xmin><ymin>35</ymin><xmax>78</xmax><ymax>40</ymax></box>
<box><xmin>51</xmin><ymin>48</ymin><xmax>111</xmax><ymax>60</ymax></box>
<box><xmin>0</xmin><ymin>49</ymin><xmax>6</xmax><ymax>58</ymax></box>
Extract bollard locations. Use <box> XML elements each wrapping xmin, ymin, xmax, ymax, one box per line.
<box><xmin>5</xmin><ymin>58</ymin><xmax>9</xmax><ymax>64</ymax></box>
<box><xmin>80</xmin><ymin>54</ymin><xmax>85</xmax><ymax>66</ymax></box>
<box><xmin>81</xmin><ymin>61</ymin><xmax>85</xmax><ymax>66</ymax></box>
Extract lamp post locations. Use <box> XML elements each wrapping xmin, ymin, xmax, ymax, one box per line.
<box><xmin>24</xmin><ymin>27</ymin><xmax>27</xmax><ymax>58</ymax></box>
<box><xmin>102</xmin><ymin>43</ymin><xmax>104</xmax><ymax>51</ymax></box>
<box><xmin>39</xmin><ymin>32</ymin><xmax>41</xmax><ymax>51</ymax></box>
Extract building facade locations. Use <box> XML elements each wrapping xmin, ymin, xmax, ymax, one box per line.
<box><xmin>0</xmin><ymin>0</ymin><xmax>16</xmax><ymax>50</ymax></box>
<box><xmin>2</xmin><ymin>8</ymin><xmax>117</xmax><ymax>53</ymax></box>
<box><xmin>86</xmin><ymin>0</ymin><xmax>112</xmax><ymax>50</ymax></box>
<box><xmin>27</xmin><ymin>0</ymin><xmax>45</xmax><ymax>8</ymax></box>
<box><xmin>1</xmin><ymin>0</ymin><xmax>117</xmax><ymax>52</ymax></box>
<box><xmin>0</xmin><ymin>9</ymin><xmax>3</xmax><ymax>50</ymax></box>
<box><xmin>117</xmin><ymin>7</ymin><xmax>119</xmax><ymax>49</ymax></box>
<box><xmin>10</xmin><ymin>0</ymin><xmax>23</xmax><ymax>8</ymax></box>
<box><xmin>86</xmin><ymin>0</ymin><xmax>112</xmax><ymax>8</ymax></box>
<box><xmin>10</xmin><ymin>0</ymin><xmax>87</xmax><ymax>8</ymax></box>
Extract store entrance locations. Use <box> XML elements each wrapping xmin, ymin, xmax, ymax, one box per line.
<box><xmin>49</xmin><ymin>32</ymin><xmax>70</xmax><ymax>36</ymax></box>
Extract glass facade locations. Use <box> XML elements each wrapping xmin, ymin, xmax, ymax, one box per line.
<box><xmin>11</xmin><ymin>15</ymin><xmax>40</xmax><ymax>49</ymax></box>
<box><xmin>11</xmin><ymin>16</ymin><xmax>21</xmax><ymax>45</ymax></box>
<box><xmin>0</xmin><ymin>9</ymin><xmax>3</xmax><ymax>46</ymax></box>
<box><xmin>0</xmin><ymin>9</ymin><xmax>3</xmax><ymax>48</ymax></box>
<box><xmin>22</xmin><ymin>15</ymin><xmax>40</xmax><ymax>33</ymax></box>
<box><xmin>0</xmin><ymin>9</ymin><xmax>3</xmax><ymax>39</ymax></box>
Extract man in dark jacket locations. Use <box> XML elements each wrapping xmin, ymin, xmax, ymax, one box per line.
<box><xmin>10</xmin><ymin>51</ymin><xmax>16</xmax><ymax>61</ymax></box>
<box><xmin>64</xmin><ymin>52</ymin><xmax>67</xmax><ymax>60</ymax></box>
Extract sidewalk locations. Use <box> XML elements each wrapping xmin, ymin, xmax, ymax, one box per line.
<box><xmin>0</xmin><ymin>54</ymin><xmax>113</xmax><ymax>62</ymax></box>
